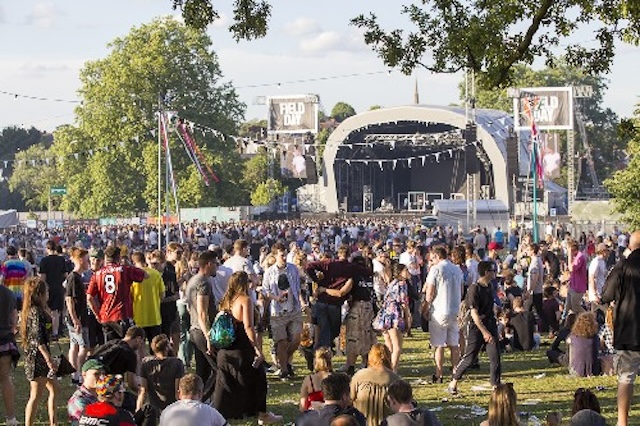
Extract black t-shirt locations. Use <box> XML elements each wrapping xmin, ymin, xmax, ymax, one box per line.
<box><xmin>350</xmin><ymin>275</ymin><xmax>374</xmax><ymax>302</ymax></box>
<box><xmin>90</xmin><ymin>340</ymin><xmax>138</xmax><ymax>375</ymax></box>
<box><xmin>542</xmin><ymin>251</ymin><xmax>560</xmax><ymax>279</ymax></box>
<box><xmin>510</xmin><ymin>311</ymin><xmax>535</xmax><ymax>350</ymax></box>
<box><xmin>295</xmin><ymin>404</ymin><xmax>366</xmax><ymax>426</ymax></box>
<box><xmin>65</xmin><ymin>271</ymin><xmax>88</xmax><ymax>326</ymax></box>
<box><xmin>505</xmin><ymin>284</ymin><xmax>523</xmax><ymax>300</ymax></box>
<box><xmin>162</xmin><ymin>263</ymin><xmax>179</xmax><ymax>299</ymax></box>
<box><xmin>39</xmin><ymin>255</ymin><xmax>68</xmax><ymax>289</ymax></box>
<box><xmin>466</xmin><ymin>281</ymin><xmax>495</xmax><ymax>327</ymax></box>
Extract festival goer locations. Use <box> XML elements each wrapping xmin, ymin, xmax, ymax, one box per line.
<box><xmin>137</xmin><ymin>333</ymin><xmax>185</xmax><ymax>417</ymax></box>
<box><xmin>78</xmin><ymin>374</ymin><xmax>135</xmax><ymax>426</ymax></box>
<box><xmin>87</xmin><ymin>246</ymin><xmax>147</xmax><ymax>341</ymax></box>
<box><xmin>39</xmin><ymin>240</ymin><xmax>68</xmax><ymax>339</ymax></box>
<box><xmin>381</xmin><ymin>379</ymin><xmax>442</xmax><ymax>426</ymax></box>
<box><xmin>68</xmin><ymin>359</ymin><xmax>106</xmax><ymax>425</ymax></box>
<box><xmin>424</xmin><ymin>245</ymin><xmax>463</xmax><ymax>383</ymax></box>
<box><xmin>509</xmin><ymin>296</ymin><xmax>536</xmax><ymax>351</ymax></box>
<box><xmin>215</xmin><ymin>271</ymin><xmax>282</xmax><ymax>422</ymax></box>
<box><xmin>1</xmin><ymin>245</ymin><xmax>28</xmax><ymax>309</ymax></box>
<box><xmin>85</xmin><ymin>248</ymin><xmax>105</xmax><ymax>353</ymax></box>
<box><xmin>567</xmin><ymin>312</ymin><xmax>600</xmax><ymax>377</ymax></box>
<box><xmin>571</xmin><ymin>387</ymin><xmax>601</xmax><ymax>416</ymax></box>
<box><xmin>299</xmin><ymin>347</ymin><xmax>333</xmax><ymax>411</ymax></box>
<box><xmin>350</xmin><ymin>343</ymin><xmax>400</xmax><ymax>426</ymax></box>
<box><xmin>262</xmin><ymin>242</ymin><xmax>304</xmax><ymax>379</ymax></box>
<box><xmin>161</xmin><ymin>243</ymin><xmax>183</xmax><ymax>348</ymax></box>
<box><xmin>0</xmin><ymin>278</ymin><xmax>18</xmax><ymax>426</ymax></box>
<box><xmin>566</xmin><ymin>240</ymin><xmax>587</xmax><ymax>314</ymax></box>
<box><xmin>130</xmin><ymin>251</ymin><xmax>164</xmax><ymax>348</ymax></box>
<box><xmin>159</xmin><ymin>374</ymin><xmax>227</xmax><ymax>426</ymax></box>
<box><xmin>373</xmin><ymin>263</ymin><xmax>411</xmax><ymax>372</ymax></box>
<box><xmin>185</xmin><ymin>250</ymin><xmax>219</xmax><ymax>402</ymax></box>
<box><xmin>600</xmin><ymin>230</ymin><xmax>640</xmax><ymax>426</ymax></box>
<box><xmin>479</xmin><ymin>383</ymin><xmax>519</xmax><ymax>426</ymax></box>
<box><xmin>449</xmin><ymin>261</ymin><xmax>501</xmax><ymax>395</ymax></box>
<box><xmin>305</xmin><ymin>245</ymin><xmax>371</xmax><ymax>350</ymax></box>
<box><xmin>525</xmin><ymin>243</ymin><xmax>545</xmax><ymax>327</ymax></box>
<box><xmin>65</xmin><ymin>247</ymin><xmax>90</xmax><ymax>385</ymax></box>
<box><xmin>295</xmin><ymin>373</ymin><xmax>366</xmax><ymax>426</ymax></box>
<box><xmin>588</xmin><ymin>243</ymin><xmax>609</xmax><ymax>313</ymax></box>
<box><xmin>21</xmin><ymin>278</ymin><xmax>60</xmax><ymax>426</ymax></box>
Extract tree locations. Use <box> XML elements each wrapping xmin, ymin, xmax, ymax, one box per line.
<box><xmin>53</xmin><ymin>17</ymin><xmax>246</xmax><ymax>217</ymax></box>
<box><xmin>172</xmin><ymin>1</ymin><xmax>640</xmax><ymax>88</ymax></box>
<box><xmin>8</xmin><ymin>144</ymin><xmax>60</xmax><ymax>210</ymax></box>
<box><xmin>331</xmin><ymin>102</ymin><xmax>356</xmax><ymax>122</ymax></box>
<box><xmin>250</xmin><ymin>178</ymin><xmax>286</xmax><ymax>206</ymax></box>
<box><xmin>605</xmin><ymin>111</ymin><xmax>640</xmax><ymax>228</ymax></box>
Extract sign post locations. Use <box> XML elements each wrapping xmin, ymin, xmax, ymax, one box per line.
<box><xmin>48</xmin><ymin>186</ymin><xmax>66</xmax><ymax>224</ymax></box>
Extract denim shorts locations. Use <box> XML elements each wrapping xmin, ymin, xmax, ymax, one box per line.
<box><xmin>66</xmin><ymin>320</ymin><xmax>90</xmax><ymax>348</ymax></box>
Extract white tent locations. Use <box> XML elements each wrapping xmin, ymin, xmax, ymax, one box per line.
<box><xmin>432</xmin><ymin>200</ymin><xmax>510</xmax><ymax>231</ymax></box>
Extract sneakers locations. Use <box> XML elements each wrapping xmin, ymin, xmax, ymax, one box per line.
<box><xmin>446</xmin><ymin>385</ymin><xmax>458</xmax><ymax>395</ymax></box>
<box><xmin>431</xmin><ymin>374</ymin><xmax>443</xmax><ymax>384</ymax></box>
<box><xmin>257</xmin><ymin>412</ymin><xmax>283</xmax><ymax>425</ymax></box>
<box><xmin>6</xmin><ymin>418</ymin><xmax>19</xmax><ymax>426</ymax></box>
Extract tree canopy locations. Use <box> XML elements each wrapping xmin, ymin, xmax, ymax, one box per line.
<box><xmin>330</xmin><ymin>102</ymin><xmax>357</xmax><ymax>122</ymax></box>
<box><xmin>174</xmin><ymin>1</ymin><xmax>640</xmax><ymax>88</ymax></box>
<box><xmin>47</xmin><ymin>17</ymin><xmax>247</xmax><ymax>217</ymax></box>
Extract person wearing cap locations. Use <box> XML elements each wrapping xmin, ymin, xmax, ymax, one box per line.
<box><xmin>68</xmin><ymin>359</ymin><xmax>106</xmax><ymax>425</ymax></box>
<box><xmin>588</xmin><ymin>243</ymin><xmax>609</xmax><ymax>313</ymax></box>
<box><xmin>65</xmin><ymin>247</ymin><xmax>91</xmax><ymax>385</ymax></box>
<box><xmin>79</xmin><ymin>374</ymin><xmax>135</xmax><ymax>426</ymax></box>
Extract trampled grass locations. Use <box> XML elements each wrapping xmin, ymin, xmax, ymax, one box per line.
<box><xmin>3</xmin><ymin>331</ymin><xmax>637</xmax><ymax>425</ymax></box>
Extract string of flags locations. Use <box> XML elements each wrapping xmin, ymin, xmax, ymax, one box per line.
<box><xmin>337</xmin><ymin>141</ymin><xmax>479</xmax><ymax>170</ymax></box>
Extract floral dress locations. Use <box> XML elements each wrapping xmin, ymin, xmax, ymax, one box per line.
<box><xmin>24</xmin><ymin>306</ymin><xmax>52</xmax><ymax>381</ymax></box>
<box><xmin>373</xmin><ymin>279</ymin><xmax>410</xmax><ymax>332</ymax></box>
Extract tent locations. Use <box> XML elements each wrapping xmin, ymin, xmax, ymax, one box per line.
<box><xmin>0</xmin><ymin>210</ymin><xmax>19</xmax><ymax>228</ymax></box>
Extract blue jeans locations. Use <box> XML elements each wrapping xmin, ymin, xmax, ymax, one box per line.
<box><xmin>314</xmin><ymin>302</ymin><xmax>342</xmax><ymax>349</ymax></box>
<box><xmin>176</xmin><ymin>300</ymin><xmax>193</xmax><ymax>368</ymax></box>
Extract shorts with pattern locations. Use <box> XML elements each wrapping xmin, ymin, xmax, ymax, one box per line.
<box><xmin>614</xmin><ymin>349</ymin><xmax>640</xmax><ymax>384</ymax></box>
<box><xmin>346</xmin><ymin>300</ymin><xmax>376</xmax><ymax>357</ymax></box>
<box><xmin>271</xmin><ymin>311</ymin><xmax>303</xmax><ymax>343</ymax></box>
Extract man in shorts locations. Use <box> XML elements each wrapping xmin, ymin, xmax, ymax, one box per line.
<box><xmin>262</xmin><ymin>242</ymin><xmax>304</xmax><ymax>379</ymax></box>
<box><xmin>87</xmin><ymin>246</ymin><xmax>147</xmax><ymax>342</ymax></box>
<box><xmin>424</xmin><ymin>245</ymin><xmax>463</xmax><ymax>383</ymax></box>
<box><xmin>84</xmin><ymin>248</ymin><xmax>105</xmax><ymax>353</ymax></box>
<box><xmin>601</xmin><ymin>230</ymin><xmax>640</xmax><ymax>426</ymax></box>
<box><xmin>65</xmin><ymin>247</ymin><xmax>91</xmax><ymax>385</ymax></box>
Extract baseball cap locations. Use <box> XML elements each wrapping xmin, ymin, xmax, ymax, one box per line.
<box><xmin>96</xmin><ymin>374</ymin><xmax>124</xmax><ymax>398</ymax></box>
<box><xmin>488</xmin><ymin>242</ymin><xmax>500</xmax><ymax>251</ymax></box>
<box><xmin>82</xmin><ymin>359</ymin><xmax>105</xmax><ymax>373</ymax></box>
<box><xmin>89</xmin><ymin>248</ymin><xmax>105</xmax><ymax>259</ymax></box>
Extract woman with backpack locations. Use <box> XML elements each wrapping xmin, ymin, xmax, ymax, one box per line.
<box><xmin>212</xmin><ymin>271</ymin><xmax>282</xmax><ymax>424</ymax></box>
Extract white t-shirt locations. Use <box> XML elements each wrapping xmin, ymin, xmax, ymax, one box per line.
<box><xmin>159</xmin><ymin>399</ymin><xmax>226</xmax><ymax>426</ymax></box>
<box><xmin>426</xmin><ymin>259</ymin><xmax>463</xmax><ymax>319</ymax></box>
<box><xmin>588</xmin><ymin>256</ymin><xmax>607</xmax><ymax>301</ymax></box>
<box><xmin>372</xmin><ymin>258</ymin><xmax>387</xmax><ymax>297</ymax></box>
<box><xmin>399</xmin><ymin>251</ymin><xmax>420</xmax><ymax>276</ymax></box>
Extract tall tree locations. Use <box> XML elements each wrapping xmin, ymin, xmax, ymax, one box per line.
<box><xmin>8</xmin><ymin>144</ymin><xmax>60</xmax><ymax>211</ymax></box>
<box><xmin>172</xmin><ymin>1</ymin><xmax>640</xmax><ymax>88</ymax></box>
<box><xmin>331</xmin><ymin>102</ymin><xmax>357</xmax><ymax>122</ymax></box>
<box><xmin>53</xmin><ymin>17</ymin><xmax>246</xmax><ymax>217</ymax></box>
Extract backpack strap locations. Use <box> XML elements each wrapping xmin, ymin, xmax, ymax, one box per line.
<box><xmin>309</xmin><ymin>375</ymin><xmax>315</xmax><ymax>392</ymax></box>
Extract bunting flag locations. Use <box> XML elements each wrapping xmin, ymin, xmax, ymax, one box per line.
<box><xmin>522</xmin><ymin>97</ymin><xmax>544</xmax><ymax>188</ymax></box>
<box><xmin>177</xmin><ymin>120</ymin><xmax>220</xmax><ymax>184</ymax></box>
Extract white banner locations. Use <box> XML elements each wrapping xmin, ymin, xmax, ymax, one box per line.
<box><xmin>268</xmin><ymin>94</ymin><xmax>319</xmax><ymax>134</ymax></box>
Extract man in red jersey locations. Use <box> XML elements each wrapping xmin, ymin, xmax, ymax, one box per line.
<box><xmin>88</xmin><ymin>246</ymin><xmax>147</xmax><ymax>342</ymax></box>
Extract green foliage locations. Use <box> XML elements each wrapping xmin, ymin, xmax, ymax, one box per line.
<box><xmin>238</xmin><ymin>119</ymin><xmax>267</xmax><ymax>138</ymax></box>
<box><xmin>250</xmin><ymin>178</ymin><xmax>286</xmax><ymax>206</ymax></box>
<box><xmin>352</xmin><ymin>1</ymin><xmax>640</xmax><ymax>88</ymax></box>
<box><xmin>369</xmin><ymin>105</ymin><xmax>383</xmax><ymax>110</ymax></box>
<box><xmin>52</xmin><ymin>17</ymin><xmax>246</xmax><ymax>217</ymax></box>
<box><xmin>605</xmin><ymin>116</ymin><xmax>640</xmax><ymax>229</ymax></box>
<box><xmin>242</xmin><ymin>148</ymin><xmax>270</xmax><ymax>190</ymax></box>
<box><xmin>172</xmin><ymin>0</ymin><xmax>271</xmax><ymax>39</ymax></box>
<box><xmin>330</xmin><ymin>102</ymin><xmax>356</xmax><ymax>122</ymax></box>
<box><xmin>8</xmin><ymin>144</ymin><xmax>61</xmax><ymax>210</ymax></box>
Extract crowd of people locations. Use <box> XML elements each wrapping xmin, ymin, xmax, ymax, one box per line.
<box><xmin>0</xmin><ymin>218</ymin><xmax>637</xmax><ymax>425</ymax></box>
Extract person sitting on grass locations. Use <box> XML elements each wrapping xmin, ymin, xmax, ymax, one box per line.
<box><xmin>295</xmin><ymin>373</ymin><xmax>366</xmax><ymax>426</ymax></box>
<box><xmin>546</xmin><ymin>313</ymin><xmax>577</xmax><ymax>365</ymax></box>
<box><xmin>79</xmin><ymin>374</ymin><xmax>135</xmax><ymax>426</ymax></box>
<box><xmin>567</xmin><ymin>312</ymin><xmax>601</xmax><ymax>377</ymax></box>
<box><xmin>571</xmin><ymin>388</ymin><xmax>601</xmax><ymax>416</ymax></box>
<box><xmin>381</xmin><ymin>379</ymin><xmax>442</xmax><ymax>426</ymax></box>
<box><xmin>300</xmin><ymin>347</ymin><xmax>333</xmax><ymax>411</ymax></box>
<box><xmin>479</xmin><ymin>383</ymin><xmax>519</xmax><ymax>426</ymax></box>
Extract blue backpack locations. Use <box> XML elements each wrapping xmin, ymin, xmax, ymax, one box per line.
<box><xmin>209</xmin><ymin>311</ymin><xmax>236</xmax><ymax>349</ymax></box>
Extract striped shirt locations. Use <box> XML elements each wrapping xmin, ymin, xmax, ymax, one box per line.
<box><xmin>1</xmin><ymin>259</ymin><xmax>28</xmax><ymax>302</ymax></box>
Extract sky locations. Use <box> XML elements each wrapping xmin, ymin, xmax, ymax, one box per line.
<box><xmin>0</xmin><ymin>0</ymin><xmax>638</xmax><ymax>132</ymax></box>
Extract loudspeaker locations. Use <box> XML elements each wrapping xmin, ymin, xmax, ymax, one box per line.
<box><xmin>305</xmin><ymin>157</ymin><xmax>318</xmax><ymax>184</ymax></box>
<box><xmin>465</xmin><ymin>123</ymin><xmax>480</xmax><ymax>174</ymax></box>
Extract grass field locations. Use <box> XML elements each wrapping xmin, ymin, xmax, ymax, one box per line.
<box><xmin>2</xmin><ymin>331</ymin><xmax>636</xmax><ymax>425</ymax></box>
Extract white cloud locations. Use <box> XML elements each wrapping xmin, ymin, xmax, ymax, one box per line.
<box><xmin>210</xmin><ymin>12</ymin><xmax>229</xmax><ymax>29</ymax></box>
<box><xmin>298</xmin><ymin>29</ymin><xmax>368</xmax><ymax>55</ymax></box>
<box><xmin>283</xmin><ymin>17</ymin><xmax>321</xmax><ymax>36</ymax></box>
<box><xmin>25</xmin><ymin>1</ymin><xmax>63</xmax><ymax>28</ymax></box>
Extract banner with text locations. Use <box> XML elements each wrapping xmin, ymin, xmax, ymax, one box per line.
<box><xmin>268</xmin><ymin>95</ymin><xmax>319</xmax><ymax>134</ymax></box>
<box><xmin>513</xmin><ymin>87</ymin><xmax>573</xmax><ymax>130</ymax></box>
